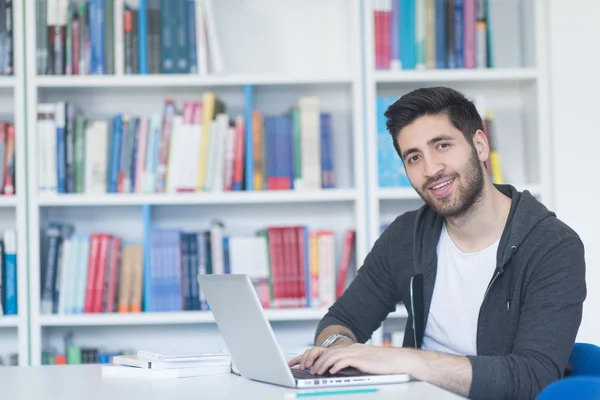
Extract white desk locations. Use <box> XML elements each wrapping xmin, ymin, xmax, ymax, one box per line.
<box><xmin>0</xmin><ymin>364</ymin><xmax>465</xmax><ymax>399</ymax></box>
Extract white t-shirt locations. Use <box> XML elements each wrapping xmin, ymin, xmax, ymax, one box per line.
<box><xmin>420</xmin><ymin>222</ymin><xmax>500</xmax><ymax>356</ymax></box>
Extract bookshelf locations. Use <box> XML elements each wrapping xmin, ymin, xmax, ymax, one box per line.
<box><xmin>25</xmin><ymin>0</ymin><xmax>378</xmax><ymax>366</ymax></box>
<box><xmin>21</xmin><ymin>0</ymin><xmax>552</xmax><ymax>366</ymax></box>
<box><xmin>363</xmin><ymin>0</ymin><xmax>552</xmax><ymax>247</ymax></box>
<box><xmin>0</xmin><ymin>0</ymin><xmax>28</xmax><ymax>367</ymax></box>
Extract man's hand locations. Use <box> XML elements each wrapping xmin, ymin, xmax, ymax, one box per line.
<box><xmin>288</xmin><ymin>338</ymin><xmax>353</xmax><ymax>371</ymax></box>
<box><xmin>309</xmin><ymin>343</ymin><xmax>412</xmax><ymax>376</ymax></box>
<box><xmin>289</xmin><ymin>342</ymin><xmax>417</xmax><ymax>376</ymax></box>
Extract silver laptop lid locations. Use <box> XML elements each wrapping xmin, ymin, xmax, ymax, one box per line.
<box><xmin>197</xmin><ymin>274</ymin><xmax>297</xmax><ymax>388</ymax></box>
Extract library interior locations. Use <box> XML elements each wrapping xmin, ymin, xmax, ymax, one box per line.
<box><xmin>1</xmin><ymin>1</ymin><xmax>599</xmax><ymax>399</ymax></box>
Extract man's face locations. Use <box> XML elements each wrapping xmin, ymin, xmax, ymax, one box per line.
<box><xmin>396</xmin><ymin>113</ymin><xmax>487</xmax><ymax>219</ymax></box>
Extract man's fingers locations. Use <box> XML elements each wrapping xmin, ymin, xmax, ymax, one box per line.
<box><xmin>303</xmin><ymin>347</ymin><xmax>325</xmax><ymax>370</ymax></box>
<box><xmin>329</xmin><ymin>357</ymin><xmax>356</xmax><ymax>375</ymax></box>
<box><xmin>288</xmin><ymin>355</ymin><xmax>301</xmax><ymax>367</ymax></box>
<box><xmin>312</xmin><ymin>348</ymin><xmax>348</xmax><ymax>375</ymax></box>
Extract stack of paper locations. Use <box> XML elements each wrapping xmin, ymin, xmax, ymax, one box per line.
<box><xmin>102</xmin><ymin>350</ymin><xmax>232</xmax><ymax>379</ymax></box>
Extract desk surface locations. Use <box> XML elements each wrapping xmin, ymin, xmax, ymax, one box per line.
<box><xmin>0</xmin><ymin>365</ymin><xmax>465</xmax><ymax>400</ymax></box>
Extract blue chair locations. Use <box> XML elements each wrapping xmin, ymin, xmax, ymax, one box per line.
<box><xmin>536</xmin><ymin>376</ymin><xmax>600</xmax><ymax>400</ymax></box>
<box><xmin>536</xmin><ymin>343</ymin><xmax>600</xmax><ymax>399</ymax></box>
<box><xmin>569</xmin><ymin>343</ymin><xmax>600</xmax><ymax>377</ymax></box>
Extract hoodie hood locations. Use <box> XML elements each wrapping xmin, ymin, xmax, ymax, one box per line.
<box><xmin>494</xmin><ymin>184</ymin><xmax>555</xmax><ymax>269</ymax></box>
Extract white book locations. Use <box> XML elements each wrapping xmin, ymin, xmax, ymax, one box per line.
<box><xmin>185</xmin><ymin>110</ymin><xmax>202</xmax><ymax>191</ymax></box>
<box><xmin>195</xmin><ymin>0</ymin><xmax>208</xmax><ymax>76</ymax></box>
<box><xmin>114</xmin><ymin>354</ymin><xmax>230</xmax><ymax>369</ymax></box>
<box><xmin>318</xmin><ymin>232</ymin><xmax>335</xmax><ymax>308</ymax></box>
<box><xmin>114</xmin><ymin>0</ymin><xmax>124</xmax><ymax>75</ymax></box>
<box><xmin>87</xmin><ymin>121</ymin><xmax>109</xmax><ymax>194</ymax></box>
<box><xmin>222</xmin><ymin>124</ymin><xmax>236</xmax><ymax>191</ymax></box>
<box><xmin>211</xmin><ymin>114</ymin><xmax>229</xmax><ymax>192</ymax></box>
<box><xmin>204</xmin><ymin>120</ymin><xmax>218</xmax><ymax>191</ymax></box>
<box><xmin>166</xmin><ymin>115</ymin><xmax>183</xmax><ymax>192</ymax></box>
<box><xmin>202</xmin><ymin>0</ymin><xmax>224</xmax><ymax>74</ymax></box>
<box><xmin>299</xmin><ymin>97</ymin><xmax>321</xmax><ymax>190</ymax></box>
<box><xmin>37</xmin><ymin>104</ymin><xmax>56</xmax><ymax>193</ymax></box>
<box><xmin>102</xmin><ymin>364</ymin><xmax>230</xmax><ymax>378</ymax></box>
<box><xmin>209</xmin><ymin>221</ymin><xmax>224</xmax><ymax>275</ymax></box>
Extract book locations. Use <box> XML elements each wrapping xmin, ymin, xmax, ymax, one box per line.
<box><xmin>113</xmin><ymin>353</ymin><xmax>230</xmax><ymax>369</ymax></box>
<box><xmin>102</xmin><ymin>364</ymin><xmax>230</xmax><ymax>378</ymax></box>
<box><xmin>136</xmin><ymin>350</ymin><xmax>230</xmax><ymax>364</ymax></box>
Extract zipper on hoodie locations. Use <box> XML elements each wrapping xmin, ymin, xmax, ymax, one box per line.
<box><xmin>410</xmin><ymin>275</ymin><xmax>417</xmax><ymax>348</ymax></box>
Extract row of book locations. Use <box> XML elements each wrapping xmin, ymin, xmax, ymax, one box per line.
<box><xmin>0</xmin><ymin>230</ymin><xmax>17</xmax><ymax>316</ymax></box>
<box><xmin>374</xmin><ymin>0</ymin><xmax>492</xmax><ymax>70</ymax></box>
<box><xmin>0</xmin><ymin>353</ymin><xmax>18</xmax><ymax>366</ymax></box>
<box><xmin>0</xmin><ymin>1</ymin><xmax>11</xmax><ymax>76</ymax></box>
<box><xmin>40</xmin><ymin>220</ymin><xmax>356</xmax><ymax>314</ymax></box>
<box><xmin>36</xmin><ymin>95</ymin><xmax>335</xmax><ymax>194</ymax></box>
<box><xmin>0</xmin><ymin>121</ymin><xmax>15</xmax><ymax>196</ymax></box>
<box><xmin>37</xmin><ymin>0</ymin><xmax>223</xmax><ymax>76</ymax></box>
<box><xmin>376</xmin><ymin>95</ymin><xmax>504</xmax><ymax>188</ymax></box>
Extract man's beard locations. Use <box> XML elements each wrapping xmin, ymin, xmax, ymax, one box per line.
<box><xmin>414</xmin><ymin>148</ymin><xmax>486</xmax><ymax>219</ymax></box>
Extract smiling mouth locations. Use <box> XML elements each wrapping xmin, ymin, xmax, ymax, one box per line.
<box><xmin>428</xmin><ymin>178</ymin><xmax>455</xmax><ymax>197</ymax></box>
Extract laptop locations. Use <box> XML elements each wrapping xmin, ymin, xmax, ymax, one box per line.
<box><xmin>197</xmin><ymin>274</ymin><xmax>411</xmax><ymax>389</ymax></box>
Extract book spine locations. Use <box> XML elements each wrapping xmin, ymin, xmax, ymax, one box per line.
<box><xmin>3</xmin><ymin>230</ymin><xmax>16</xmax><ymax>315</ymax></box>
<box><xmin>104</xmin><ymin>0</ymin><xmax>114</xmax><ymax>74</ymax></box>
<box><xmin>138</xmin><ymin>0</ymin><xmax>147</xmax><ymax>74</ymax></box>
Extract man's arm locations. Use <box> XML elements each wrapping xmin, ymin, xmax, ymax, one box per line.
<box><xmin>407</xmin><ymin>350</ymin><xmax>472</xmax><ymax>398</ymax></box>
<box><xmin>315</xmin><ymin>325</ymin><xmax>357</xmax><ymax>347</ymax></box>
<box><xmin>315</xmin><ymin>224</ymin><xmax>402</xmax><ymax>344</ymax></box>
<box><xmin>465</xmin><ymin>236</ymin><xmax>586</xmax><ymax>400</ymax></box>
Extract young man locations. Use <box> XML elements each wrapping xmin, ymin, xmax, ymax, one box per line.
<box><xmin>288</xmin><ymin>87</ymin><xmax>587</xmax><ymax>400</ymax></box>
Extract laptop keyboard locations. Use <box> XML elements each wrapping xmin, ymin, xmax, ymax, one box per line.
<box><xmin>291</xmin><ymin>368</ymin><xmax>348</xmax><ymax>379</ymax></box>
<box><xmin>291</xmin><ymin>368</ymin><xmax>344</xmax><ymax>379</ymax></box>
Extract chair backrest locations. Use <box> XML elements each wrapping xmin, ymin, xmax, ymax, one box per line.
<box><xmin>570</xmin><ymin>343</ymin><xmax>600</xmax><ymax>377</ymax></box>
<box><xmin>537</xmin><ymin>376</ymin><xmax>600</xmax><ymax>400</ymax></box>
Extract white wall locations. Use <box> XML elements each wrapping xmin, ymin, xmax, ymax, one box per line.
<box><xmin>548</xmin><ymin>0</ymin><xmax>600</xmax><ymax>343</ymax></box>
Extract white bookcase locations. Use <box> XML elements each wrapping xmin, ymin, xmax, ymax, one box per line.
<box><xmin>0</xmin><ymin>0</ymin><xmax>29</xmax><ymax>366</ymax></box>
<box><xmin>23</xmin><ymin>0</ymin><xmax>407</xmax><ymax>366</ymax></box>
<box><xmin>362</xmin><ymin>0</ymin><xmax>552</xmax><ymax>247</ymax></box>
<box><xmin>21</xmin><ymin>0</ymin><xmax>551</xmax><ymax>366</ymax></box>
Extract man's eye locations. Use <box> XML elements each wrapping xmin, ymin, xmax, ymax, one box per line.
<box><xmin>409</xmin><ymin>155</ymin><xmax>419</xmax><ymax>163</ymax></box>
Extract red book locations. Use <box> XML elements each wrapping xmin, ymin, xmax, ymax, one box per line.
<box><xmin>84</xmin><ymin>234</ymin><xmax>101</xmax><ymax>313</ymax></box>
<box><xmin>336</xmin><ymin>229</ymin><xmax>356</xmax><ymax>299</ymax></box>
<box><xmin>93</xmin><ymin>234</ymin><xmax>111</xmax><ymax>312</ymax></box>
<box><xmin>296</xmin><ymin>227</ymin><xmax>307</xmax><ymax>308</ymax></box>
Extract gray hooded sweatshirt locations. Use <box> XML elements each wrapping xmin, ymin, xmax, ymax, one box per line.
<box><xmin>316</xmin><ymin>184</ymin><xmax>587</xmax><ymax>400</ymax></box>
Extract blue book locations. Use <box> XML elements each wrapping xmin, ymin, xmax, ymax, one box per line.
<box><xmin>108</xmin><ymin>115</ymin><xmax>122</xmax><ymax>193</ymax></box>
<box><xmin>185</xmin><ymin>0</ymin><xmax>197</xmax><ymax>72</ymax></box>
<box><xmin>3</xmin><ymin>231</ymin><xmax>17</xmax><ymax>315</ymax></box>
<box><xmin>90</xmin><ymin>0</ymin><xmax>105</xmax><ymax>74</ymax></box>
<box><xmin>400</xmin><ymin>0</ymin><xmax>416</xmax><ymax>69</ymax></box>
<box><xmin>435</xmin><ymin>0</ymin><xmax>448</xmax><ymax>68</ymax></box>
<box><xmin>454</xmin><ymin>0</ymin><xmax>465</xmax><ymax>68</ymax></box>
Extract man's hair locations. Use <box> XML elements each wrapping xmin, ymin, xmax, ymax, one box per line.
<box><xmin>384</xmin><ymin>86</ymin><xmax>484</xmax><ymax>158</ymax></box>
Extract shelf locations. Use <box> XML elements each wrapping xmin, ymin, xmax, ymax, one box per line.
<box><xmin>35</xmin><ymin>73</ymin><xmax>354</xmax><ymax>88</ymax></box>
<box><xmin>0</xmin><ymin>315</ymin><xmax>19</xmax><ymax>328</ymax></box>
<box><xmin>0</xmin><ymin>196</ymin><xmax>17</xmax><ymax>207</ymax></box>
<box><xmin>37</xmin><ymin>189</ymin><xmax>357</xmax><ymax>207</ymax></box>
<box><xmin>39</xmin><ymin>308</ymin><xmax>409</xmax><ymax>327</ymax></box>
<box><xmin>0</xmin><ymin>77</ymin><xmax>15</xmax><ymax>88</ymax></box>
<box><xmin>374</xmin><ymin>68</ymin><xmax>538</xmax><ymax>83</ymax></box>
<box><xmin>378</xmin><ymin>184</ymin><xmax>544</xmax><ymax>200</ymax></box>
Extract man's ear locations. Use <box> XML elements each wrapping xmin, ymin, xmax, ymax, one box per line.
<box><xmin>472</xmin><ymin>129</ymin><xmax>490</xmax><ymax>162</ymax></box>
